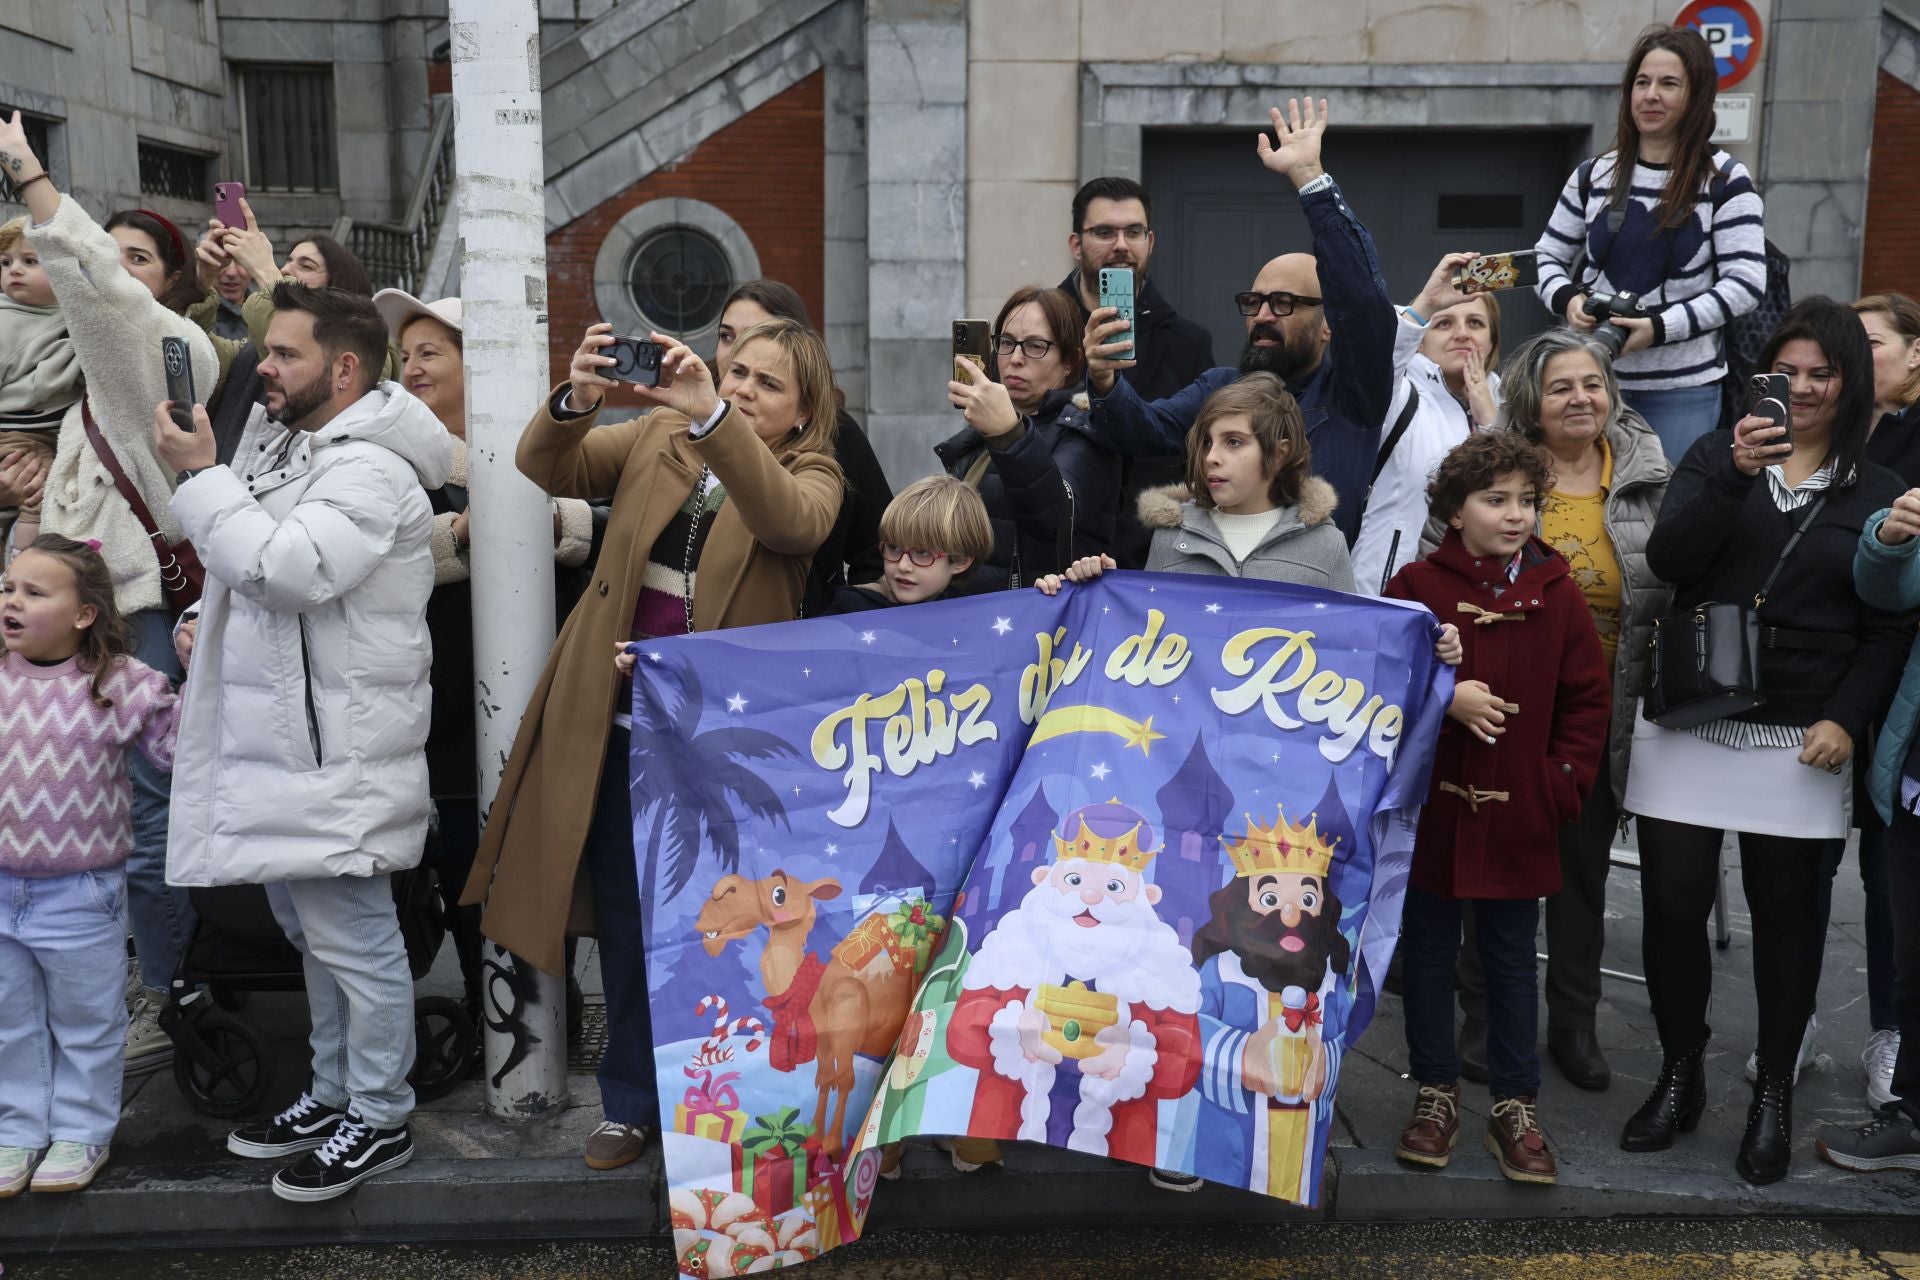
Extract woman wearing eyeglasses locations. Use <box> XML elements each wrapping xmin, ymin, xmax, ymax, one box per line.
<box><xmin>937</xmin><ymin>284</ymin><xmax>1121</xmax><ymax>591</ymax></box>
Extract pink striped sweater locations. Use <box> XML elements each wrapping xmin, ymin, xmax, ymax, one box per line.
<box><xmin>0</xmin><ymin>649</ymin><xmax>179</xmax><ymax>876</ymax></box>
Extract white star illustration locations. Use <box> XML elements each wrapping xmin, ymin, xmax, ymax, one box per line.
<box><xmin>825</xmin><ymin>842</ymin><xmax>840</xmax><ymax>856</ymax></box>
<box><xmin>803</xmin><ymin>666</ymin><xmax>812</xmax><ymax>677</ymax></box>
<box><xmin>1271</xmin><ymin>753</ymin><xmax>1282</xmax><ymax>763</ymax></box>
<box><xmin>1313</xmin><ymin>602</ymin><xmax>1327</xmax><ymax>610</ymax></box>
<box><xmin>1204</xmin><ymin>602</ymin><xmax>1221</xmax><ymax>614</ymax></box>
<box><xmin>860</xmin><ymin>631</ymin><xmax>876</xmax><ymax>645</ymax></box>
<box><xmin>1148</xmin><ymin>586</ymin><xmax>1157</xmax><ymax>593</ymax></box>
<box><xmin>1172</xmin><ymin>694</ymin><xmax>1182</xmax><ymax>705</ymax></box>
<box><xmin>647</xmin><ymin>651</ymin><xmax>663</xmax><ymax>663</ymax></box>
<box><xmin>952</xmin><ymin>637</ymin><xmax>959</xmax><ymax>646</ymax></box>
<box><xmin>791</xmin><ymin>785</ymin><xmax>802</xmax><ymax>798</ymax></box>
<box><xmin>1102</xmin><ymin>605</ymin><xmax>1111</xmax><ymax>615</ymax></box>
<box><xmin>1090</xmin><ymin>761</ymin><xmax>1111</xmax><ymax>781</ymax></box>
<box><xmin>968</xmin><ymin>770</ymin><xmax>987</xmax><ymax>790</ymax></box>
<box><xmin>725</xmin><ymin>693</ymin><xmax>748</xmax><ymax>713</ymax></box>
<box><xmin>991</xmin><ymin>616</ymin><xmax>1013</xmax><ymax>636</ymax></box>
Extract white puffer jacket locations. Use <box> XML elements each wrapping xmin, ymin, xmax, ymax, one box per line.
<box><xmin>165</xmin><ymin>384</ymin><xmax>454</xmax><ymax>886</ymax></box>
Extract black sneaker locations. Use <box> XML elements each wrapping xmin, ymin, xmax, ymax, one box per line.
<box><xmin>1148</xmin><ymin>1167</ymin><xmax>1205</xmax><ymax>1192</ymax></box>
<box><xmin>271</xmin><ymin>1107</ymin><xmax>412</xmax><ymax>1203</ymax></box>
<box><xmin>1816</xmin><ymin>1109</ymin><xmax>1920</xmax><ymax>1173</ymax></box>
<box><xmin>228</xmin><ymin>1093</ymin><xmax>348</xmax><ymax>1159</ymax></box>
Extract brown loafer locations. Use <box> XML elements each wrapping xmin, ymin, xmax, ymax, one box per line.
<box><xmin>583</xmin><ymin>1121</ymin><xmax>649</xmax><ymax>1170</ymax></box>
<box><xmin>1486</xmin><ymin>1095</ymin><xmax>1557</xmax><ymax>1184</ymax></box>
<box><xmin>1394</xmin><ymin>1082</ymin><xmax>1460</xmax><ymax>1168</ymax></box>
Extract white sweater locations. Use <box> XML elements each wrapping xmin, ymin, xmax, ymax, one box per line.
<box><xmin>28</xmin><ymin>196</ymin><xmax>217</xmax><ymax>614</ymax></box>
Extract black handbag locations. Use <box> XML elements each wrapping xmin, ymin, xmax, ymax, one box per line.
<box><xmin>1643</xmin><ymin>496</ymin><xmax>1826</xmax><ymax>731</ymax></box>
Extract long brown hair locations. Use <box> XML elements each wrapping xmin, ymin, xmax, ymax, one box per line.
<box><xmin>20</xmin><ymin>534</ymin><xmax>133</xmax><ymax>707</ymax></box>
<box><xmin>1609</xmin><ymin>25</ymin><xmax>1720</xmax><ymax>230</ymax></box>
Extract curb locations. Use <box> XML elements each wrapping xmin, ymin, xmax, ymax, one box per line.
<box><xmin>6</xmin><ymin>1144</ymin><xmax>1910</xmax><ymax>1254</ymax></box>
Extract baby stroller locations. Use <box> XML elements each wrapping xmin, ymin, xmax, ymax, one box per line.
<box><xmin>158</xmin><ymin>837</ymin><xmax>479</xmax><ymax>1118</ymax></box>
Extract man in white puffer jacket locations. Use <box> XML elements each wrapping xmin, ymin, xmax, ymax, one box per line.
<box><xmin>154</xmin><ymin>282</ymin><xmax>453</xmax><ymax>1204</ymax></box>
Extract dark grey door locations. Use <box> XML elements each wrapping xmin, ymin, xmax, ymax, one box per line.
<box><xmin>1142</xmin><ymin>128</ymin><xmax>1584</xmax><ymax>369</ymax></box>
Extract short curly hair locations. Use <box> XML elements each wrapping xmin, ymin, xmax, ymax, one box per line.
<box><xmin>1426</xmin><ymin>431</ymin><xmax>1554</xmax><ymax>524</ymax></box>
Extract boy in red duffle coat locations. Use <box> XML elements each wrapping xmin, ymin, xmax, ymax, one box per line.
<box><xmin>1383</xmin><ymin>431</ymin><xmax>1609</xmax><ymax>1188</ymax></box>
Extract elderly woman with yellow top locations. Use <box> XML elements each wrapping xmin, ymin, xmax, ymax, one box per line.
<box><xmin>1425</xmin><ymin>328</ymin><xmax>1670</xmax><ymax>1093</ymax></box>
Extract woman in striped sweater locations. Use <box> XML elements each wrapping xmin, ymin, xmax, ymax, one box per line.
<box><xmin>1534</xmin><ymin>24</ymin><xmax>1766</xmax><ymax>464</ymax></box>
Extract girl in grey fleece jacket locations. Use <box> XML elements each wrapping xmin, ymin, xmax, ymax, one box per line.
<box><xmin>1038</xmin><ymin>374</ymin><xmax>1361</xmax><ymax>597</ymax></box>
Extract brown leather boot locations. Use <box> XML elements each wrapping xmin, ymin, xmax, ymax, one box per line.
<box><xmin>1486</xmin><ymin>1095</ymin><xmax>1557</xmax><ymax>1184</ymax></box>
<box><xmin>1394</xmin><ymin>1082</ymin><xmax>1461</xmax><ymax>1168</ymax></box>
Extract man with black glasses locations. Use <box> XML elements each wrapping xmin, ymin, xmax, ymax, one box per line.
<box><xmin>1060</xmin><ymin>177</ymin><xmax>1215</xmax><ymax>566</ymax></box>
<box><xmin>1085</xmin><ymin>99</ymin><xmax>1396</xmax><ymax>544</ymax></box>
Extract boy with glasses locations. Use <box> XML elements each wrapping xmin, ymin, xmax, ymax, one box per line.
<box><xmin>827</xmin><ymin>475</ymin><xmax>994</xmax><ymax>612</ymax></box>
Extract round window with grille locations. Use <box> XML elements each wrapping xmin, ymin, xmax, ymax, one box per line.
<box><xmin>624</xmin><ymin>226</ymin><xmax>735</xmax><ymax>335</ymax></box>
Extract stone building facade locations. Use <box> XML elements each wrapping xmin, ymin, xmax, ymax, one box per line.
<box><xmin>0</xmin><ymin>0</ymin><xmax>1900</xmax><ymax>486</ymax></box>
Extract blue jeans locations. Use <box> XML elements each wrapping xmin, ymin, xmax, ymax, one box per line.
<box><xmin>1401</xmin><ymin>887</ymin><xmax>1541</xmax><ymax>1098</ymax></box>
<box><xmin>1622</xmin><ymin>384</ymin><xmax>1722</xmax><ymax>466</ymax></box>
<box><xmin>0</xmin><ymin>869</ymin><xmax>130</xmax><ymax>1147</ymax></box>
<box><xmin>265</xmin><ymin>873</ymin><xmax>417</xmax><ymax>1129</ymax></box>
<box><xmin>582</xmin><ymin>724</ymin><xmax>659</xmax><ymax>1129</ymax></box>
<box><xmin>127</xmin><ymin>608</ymin><xmax>194</xmax><ymax>990</ymax></box>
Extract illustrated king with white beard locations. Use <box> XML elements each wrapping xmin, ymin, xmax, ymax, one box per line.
<box><xmin>946</xmin><ymin>799</ymin><xmax>1202</xmax><ymax>1164</ymax></box>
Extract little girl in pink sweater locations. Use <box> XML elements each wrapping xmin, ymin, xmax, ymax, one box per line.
<box><xmin>0</xmin><ymin>534</ymin><xmax>178</xmax><ymax>1196</ymax></box>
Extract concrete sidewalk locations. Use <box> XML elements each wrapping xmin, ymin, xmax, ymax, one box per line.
<box><xmin>7</xmin><ymin>834</ymin><xmax>1916</xmax><ymax>1255</ymax></box>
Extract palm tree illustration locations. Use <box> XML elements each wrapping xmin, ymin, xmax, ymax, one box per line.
<box><xmin>631</xmin><ymin>659</ymin><xmax>798</xmax><ymax>925</ymax></box>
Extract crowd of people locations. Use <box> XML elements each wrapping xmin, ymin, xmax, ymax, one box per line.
<box><xmin>2</xmin><ymin>20</ymin><xmax>1920</xmax><ymax>1214</ymax></box>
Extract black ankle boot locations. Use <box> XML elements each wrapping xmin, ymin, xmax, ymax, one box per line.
<box><xmin>1620</xmin><ymin>1041</ymin><xmax>1707</xmax><ymax>1152</ymax></box>
<box><xmin>1735</xmin><ymin>1063</ymin><xmax>1794</xmax><ymax>1185</ymax></box>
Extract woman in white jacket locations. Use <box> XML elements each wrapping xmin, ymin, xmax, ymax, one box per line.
<box><xmin>0</xmin><ymin>112</ymin><xmax>218</xmax><ymax>1067</ymax></box>
<box><xmin>1351</xmin><ymin>252</ymin><xmax>1502</xmax><ymax>594</ymax></box>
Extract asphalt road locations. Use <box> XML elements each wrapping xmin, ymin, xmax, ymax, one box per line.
<box><xmin>9</xmin><ymin>1219</ymin><xmax>1920</xmax><ymax>1279</ymax></box>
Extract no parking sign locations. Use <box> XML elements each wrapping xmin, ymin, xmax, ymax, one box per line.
<box><xmin>1676</xmin><ymin>0</ymin><xmax>1764</xmax><ymax>90</ymax></box>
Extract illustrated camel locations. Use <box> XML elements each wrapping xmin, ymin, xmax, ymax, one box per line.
<box><xmin>694</xmin><ymin>870</ymin><xmax>916</xmax><ymax>1158</ymax></box>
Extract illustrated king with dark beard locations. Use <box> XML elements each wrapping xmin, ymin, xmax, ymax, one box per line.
<box><xmin>1190</xmin><ymin>806</ymin><xmax>1351</xmax><ymax>1205</ymax></box>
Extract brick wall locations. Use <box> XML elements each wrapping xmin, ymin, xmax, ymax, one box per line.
<box><xmin>1863</xmin><ymin>70</ymin><xmax>1920</xmax><ymax>298</ymax></box>
<box><xmin>545</xmin><ymin>72</ymin><xmax>825</xmax><ymax>404</ymax></box>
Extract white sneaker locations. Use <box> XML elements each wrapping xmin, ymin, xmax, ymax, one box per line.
<box><xmin>0</xmin><ymin>1146</ymin><xmax>43</xmax><ymax>1198</ymax></box>
<box><xmin>1148</xmin><ymin>1166</ymin><xmax>1206</xmax><ymax>1192</ymax></box>
<box><xmin>29</xmin><ymin>1141</ymin><xmax>109</xmax><ymax>1193</ymax></box>
<box><xmin>1864</xmin><ymin>1029</ymin><xmax>1901</xmax><ymax>1111</ymax></box>
<box><xmin>1745</xmin><ymin>1014</ymin><xmax>1817</xmax><ymax>1085</ymax></box>
<box><xmin>125</xmin><ymin>987</ymin><xmax>171</xmax><ymax>1073</ymax></box>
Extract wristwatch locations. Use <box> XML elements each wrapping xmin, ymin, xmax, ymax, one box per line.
<box><xmin>175</xmin><ymin>466</ymin><xmax>212</xmax><ymax>486</ymax></box>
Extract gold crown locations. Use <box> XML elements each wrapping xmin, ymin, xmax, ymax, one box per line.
<box><xmin>1052</xmin><ymin>804</ymin><xmax>1157</xmax><ymax>873</ymax></box>
<box><xmin>1222</xmin><ymin>806</ymin><xmax>1339</xmax><ymax>880</ymax></box>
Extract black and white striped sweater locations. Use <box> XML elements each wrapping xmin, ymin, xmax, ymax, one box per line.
<box><xmin>1534</xmin><ymin>148</ymin><xmax>1766</xmax><ymax>391</ymax></box>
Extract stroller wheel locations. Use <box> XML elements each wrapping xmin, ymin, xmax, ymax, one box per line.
<box><xmin>173</xmin><ymin>1010</ymin><xmax>275</xmax><ymax>1118</ymax></box>
<box><xmin>410</xmin><ymin>996</ymin><xmax>477</xmax><ymax>1102</ymax></box>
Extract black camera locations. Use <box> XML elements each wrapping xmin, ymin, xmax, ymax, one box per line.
<box><xmin>604</xmin><ymin>335</ymin><xmax>671</xmax><ymax>388</ymax></box>
<box><xmin>1584</xmin><ymin>291</ymin><xmax>1646</xmax><ymax>358</ymax></box>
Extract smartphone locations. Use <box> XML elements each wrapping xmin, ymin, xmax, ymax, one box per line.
<box><xmin>162</xmin><ymin>336</ymin><xmax>195</xmax><ymax>432</ymax></box>
<box><xmin>1452</xmin><ymin>250</ymin><xmax>1539</xmax><ymax>295</ymax></box>
<box><xmin>952</xmin><ymin>318</ymin><xmax>991</xmax><ymax>386</ymax></box>
<box><xmin>214</xmin><ymin>182</ymin><xmax>247</xmax><ymax>231</ymax></box>
<box><xmin>1749</xmin><ymin>372</ymin><xmax>1792</xmax><ymax>450</ymax></box>
<box><xmin>604</xmin><ymin>335</ymin><xmax>673</xmax><ymax>389</ymax></box>
<box><xmin>1098</xmin><ymin>267</ymin><xmax>1136</xmax><ymax>360</ymax></box>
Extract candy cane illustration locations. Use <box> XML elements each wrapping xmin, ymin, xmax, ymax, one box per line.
<box><xmin>728</xmin><ymin>1015</ymin><xmax>766</xmax><ymax>1054</ymax></box>
<box><xmin>687</xmin><ymin>994</ymin><xmax>740</xmax><ymax>1068</ymax></box>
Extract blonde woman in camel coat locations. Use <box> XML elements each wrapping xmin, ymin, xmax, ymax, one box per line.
<box><xmin>463</xmin><ymin>319</ymin><xmax>843</xmax><ymax>1170</ymax></box>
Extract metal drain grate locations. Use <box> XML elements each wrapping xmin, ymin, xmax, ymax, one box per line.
<box><xmin>569</xmin><ymin>995</ymin><xmax>608</xmax><ymax>1073</ymax></box>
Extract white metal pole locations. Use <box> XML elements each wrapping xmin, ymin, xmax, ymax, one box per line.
<box><xmin>448</xmin><ymin>0</ymin><xmax>569</xmax><ymax>1118</ymax></box>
